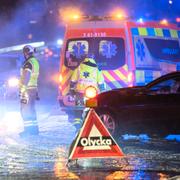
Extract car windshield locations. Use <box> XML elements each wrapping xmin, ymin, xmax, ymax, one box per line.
<box><xmin>64</xmin><ymin>37</ymin><xmax>126</xmax><ymax>70</ymax></box>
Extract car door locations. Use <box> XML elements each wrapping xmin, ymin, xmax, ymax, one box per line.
<box><xmin>142</xmin><ymin>78</ymin><xmax>180</xmax><ymax>134</ymax></box>
<box><xmin>120</xmin><ymin>77</ymin><xmax>180</xmax><ymax>135</ymax></box>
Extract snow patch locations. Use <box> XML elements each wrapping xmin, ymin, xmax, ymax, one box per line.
<box><xmin>122</xmin><ymin>134</ymin><xmax>150</xmax><ymax>142</ymax></box>
<box><xmin>165</xmin><ymin>135</ymin><xmax>180</xmax><ymax>142</ymax></box>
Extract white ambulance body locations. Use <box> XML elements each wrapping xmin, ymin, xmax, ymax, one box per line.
<box><xmin>59</xmin><ymin>17</ymin><xmax>180</xmax><ymax>105</ymax></box>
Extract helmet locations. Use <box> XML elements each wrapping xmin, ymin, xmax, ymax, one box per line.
<box><xmin>83</xmin><ymin>58</ymin><xmax>96</xmax><ymax>64</ymax></box>
<box><xmin>83</xmin><ymin>58</ymin><xmax>97</xmax><ymax>67</ymax></box>
<box><xmin>23</xmin><ymin>45</ymin><xmax>35</xmax><ymax>58</ymax></box>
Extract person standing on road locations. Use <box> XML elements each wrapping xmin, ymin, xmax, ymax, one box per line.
<box><xmin>69</xmin><ymin>57</ymin><xmax>105</xmax><ymax>132</ymax></box>
<box><xmin>19</xmin><ymin>45</ymin><xmax>40</xmax><ymax>137</ymax></box>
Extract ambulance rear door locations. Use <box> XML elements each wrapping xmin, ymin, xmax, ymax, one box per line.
<box><xmin>61</xmin><ymin>20</ymin><xmax>131</xmax><ymax>96</ymax></box>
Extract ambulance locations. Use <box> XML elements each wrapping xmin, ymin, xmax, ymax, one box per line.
<box><xmin>58</xmin><ymin>15</ymin><xmax>180</xmax><ymax>108</ymax></box>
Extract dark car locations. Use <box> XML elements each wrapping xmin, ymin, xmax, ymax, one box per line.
<box><xmin>86</xmin><ymin>71</ymin><xmax>180</xmax><ymax>137</ymax></box>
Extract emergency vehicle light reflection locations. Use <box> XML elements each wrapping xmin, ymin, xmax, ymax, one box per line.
<box><xmin>57</xmin><ymin>39</ymin><xmax>63</xmax><ymax>46</ymax></box>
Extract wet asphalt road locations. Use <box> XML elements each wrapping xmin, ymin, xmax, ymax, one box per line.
<box><xmin>0</xmin><ymin>99</ymin><xmax>180</xmax><ymax>179</ymax></box>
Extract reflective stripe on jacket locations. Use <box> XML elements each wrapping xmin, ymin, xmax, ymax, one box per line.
<box><xmin>20</xmin><ymin>57</ymin><xmax>39</xmax><ymax>89</ymax></box>
<box><xmin>71</xmin><ymin>58</ymin><xmax>104</xmax><ymax>93</ymax></box>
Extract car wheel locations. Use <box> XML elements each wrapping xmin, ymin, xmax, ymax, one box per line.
<box><xmin>95</xmin><ymin>109</ymin><xmax>119</xmax><ymax>138</ymax></box>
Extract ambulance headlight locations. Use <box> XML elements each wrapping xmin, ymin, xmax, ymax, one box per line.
<box><xmin>85</xmin><ymin>86</ymin><xmax>97</xmax><ymax>99</ymax></box>
<box><xmin>8</xmin><ymin>77</ymin><xmax>19</xmax><ymax>87</ymax></box>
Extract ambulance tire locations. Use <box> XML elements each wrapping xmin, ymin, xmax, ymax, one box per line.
<box><xmin>95</xmin><ymin>108</ymin><xmax>119</xmax><ymax>140</ymax></box>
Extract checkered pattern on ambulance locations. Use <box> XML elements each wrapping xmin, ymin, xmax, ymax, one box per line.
<box><xmin>131</xmin><ymin>27</ymin><xmax>180</xmax><ymax>85</ymax></box>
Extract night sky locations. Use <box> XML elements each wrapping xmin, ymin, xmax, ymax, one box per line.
<box><xmin>0</xmin><ymin>0</ymin><xmax>179</xmax><ymax>48</ymax></box>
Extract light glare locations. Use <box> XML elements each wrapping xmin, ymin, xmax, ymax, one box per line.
<box><xmin>85</xmin><ymin>86</ymin><xmax>97</xmax><ymax>99</ymax></box>
<box><xmin>57</xmin><ymin>39</ymin><xmax>63</xmax><ymax>46</ymax></box>
<box><xmin>110</xmin><ymin>8</ymin><xmax>127</xmax><ymax>20</ymax></box>
<box><xmin>160</xmin><ymin>19</ymin><xmax>168</xmax><ymax>25</ymax></box>
<box><xmin>1</xmin><ymin>112</ymin><xmax>23</xmax><ymax>134</ymax></box>
<box><xmin>59</xmin><ymin>7</ymin><xmax>82</xmax><ymax>23</ymax></box>
<box><xmin>137</xmin><ymin>18</ymin><xmax>144</xmax><ymax>23</ymax></box>
<box><xmin>8</xmin><ymin>77</ymin><xmax>19</xmax><ymax>87</ymax></box>
<box><xmin>169</xmin><ymin>0</ymin><xmax>173</xmax><ymax>4</ymax></box>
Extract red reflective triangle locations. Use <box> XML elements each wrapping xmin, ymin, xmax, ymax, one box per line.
<box><xmin>69</xmin><ymin>109</ymin><xmax>124</xmax><ymax>160</ymax></box>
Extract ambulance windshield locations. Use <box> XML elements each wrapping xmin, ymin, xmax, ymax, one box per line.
<box><xmin>65</xmin><ymin>37</ymin><xmax>125</xmax><ymax>70</ymax></box>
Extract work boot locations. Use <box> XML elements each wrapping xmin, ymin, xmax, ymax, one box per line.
<box><xmin>19</xmin><ymin>126</ymin><xmax>39</xmax><ymax>138</ymax></box>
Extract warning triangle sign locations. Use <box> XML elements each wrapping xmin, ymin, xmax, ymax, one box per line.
<box><xmin>68</xmin><ymin>109</ymin><xmax>124</xmax><ymax>160</ymax></box>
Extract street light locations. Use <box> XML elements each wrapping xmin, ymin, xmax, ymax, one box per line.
<box><xmin>169</xmin><ymin>0</ymin><xmax>173</xmax><ymax>4</ymax></box>
<box><xmin>57</xmin><ymin>39</ymin><xmax>63</xmax><ymax>46</ymax></box>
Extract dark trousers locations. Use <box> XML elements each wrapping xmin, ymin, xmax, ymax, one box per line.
<box><xmin>67</xmin><ymin>92</ymin><xmax>84</xmax><ymax>131</ymax></box>
<box><xmin>20</xmin><ymin>89</ymin><xmax>39</xmax><ymax>134</ymax></box>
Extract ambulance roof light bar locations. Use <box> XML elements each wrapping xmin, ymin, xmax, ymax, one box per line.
<box><xmin>67</xmin><ymin>15</ymin><xmax>131</xmax><ymax>22</ymax></box>
<box><xmin>60</xmin><ymin>7</ymin><xmax>130</xmax><ymax>23</ymax></box>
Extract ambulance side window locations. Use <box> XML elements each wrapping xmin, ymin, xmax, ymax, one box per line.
<box><xmin>144</xmin><ymin>38</ymin><xmax>180</xmax><ymax>62</ymax></box>
<box><xmin>65</xmin><ymin>40</ymin><xmax>89</xmax><ymax>70</ymax></box>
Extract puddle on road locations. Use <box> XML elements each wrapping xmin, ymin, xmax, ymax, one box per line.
<box><xmin>0</xmin><ymin>134</ymin><xmax>179</xmax><ymax>179</ymax></box>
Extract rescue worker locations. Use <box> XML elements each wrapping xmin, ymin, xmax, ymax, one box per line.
<box><xmin>19</xmin><ymin>45</ymin><xmax>40</xmax><ymax>137</ymax></box>
<box><xmin>69</xmin><ymin>57</ymin><xmax>105</xmax><ymax>131</ymax></box>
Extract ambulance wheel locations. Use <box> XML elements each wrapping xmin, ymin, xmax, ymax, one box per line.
<box><xmin>95</xmin><ymin>109</ymin><xmax>119</xmax><ymax>139</ymax></box>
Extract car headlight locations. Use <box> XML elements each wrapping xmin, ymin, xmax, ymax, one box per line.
<box><xmin>8</xmin><ymin>77</ymin><xmax>19</xmax><ymax>87</ymax></box>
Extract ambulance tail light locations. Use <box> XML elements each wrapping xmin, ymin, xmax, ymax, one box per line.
<box><xmin>58</xmin><ymin>74</ymin><xmax>63</xmax><ymax>91</ymax></box>
<box><xmin>128</xmin><ymin>72</ymin><xmax>133</xmax><ymax>82</ymax></box>
<box><xmin>59</xmin><ymin>74</ymin><xmax>63</xmax><ymax>83</ymax></box>
<box><xmin>85</xmin><ymin>86</ymin><xmax>97</xmax><ymax>99</ymax></box>
<box><xmin>128</xmin><ymin>72</ymin><xmax>133</xmax><ymax>87</ymax></box>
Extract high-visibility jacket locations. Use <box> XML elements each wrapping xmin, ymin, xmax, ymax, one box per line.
<box><xmin>19</xmin><ymin>57</ymin><xmax>39</xmax><ymax>90</ymax></box>
<box><xmin>70</xmin><ymin>58</ymin><xmax>105</xmax><ymax>93</ymax></box>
